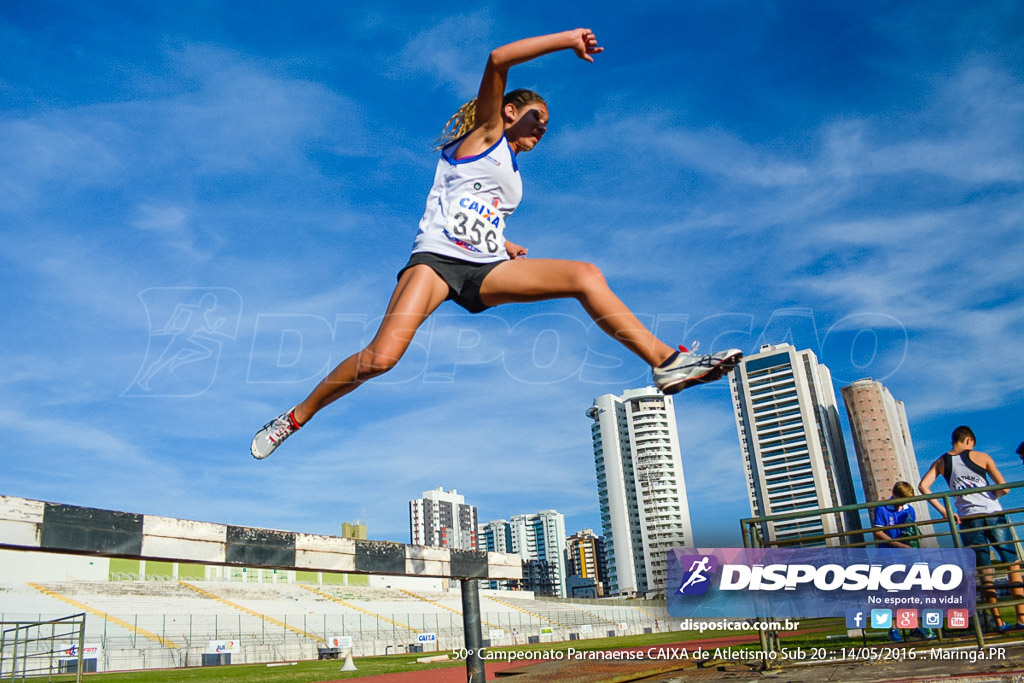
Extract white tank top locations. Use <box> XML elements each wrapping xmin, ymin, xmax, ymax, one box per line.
<box><xmin>412</xmin><ymin>134</ymin><xmax>523</xmax><ymax>263</ymax></box>
<box><xmin>943</xmin><ymin>450</ymin><xmax>1003</xmax><ymax>517</ymax></box>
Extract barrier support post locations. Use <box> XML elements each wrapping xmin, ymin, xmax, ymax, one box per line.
<box><xmin>460</xmin><ymin>579</ymin><xmax>485</xmax><ymax>682</ymax></box>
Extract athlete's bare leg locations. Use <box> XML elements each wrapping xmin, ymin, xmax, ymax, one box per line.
<box><xmin>292</xmin><ymin>265</ymin><xmax>450</xmax><ymax>424</ymax></box>
<box><xmin>478</xmin><ymin>258</ymin><xmax>675</xmax><ymax>367</ymax></box>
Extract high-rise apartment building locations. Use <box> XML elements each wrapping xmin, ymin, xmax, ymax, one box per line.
<box><xmin>587</xmin><ymin>387</ymin><xmax>694</xmax><ymax>596</ymax></box>
<box><xmin>512</xmin><ymin>511</ymin><xmax>567</xmax><ymax>597</ymax></box>
<box><xmin>478</xmin><ymin>519</ymin><xmax>512</xmax><ymax>592</ymax></box>
<box><xmin>566</xmin><ymin>528</ymin><xmax>608</xmax><ymax>596</ymax></box>
<box><xmin>480</xmin><ymin>511</ymin><xmax>567</xmax><ymax>597</ymax></box>
<box><xmin>479</xmin><ymin>519</ymin><xmax>512</xmax><ymax>554</ymax></box>
<box><xmin>729</xmin><ymin>343</ymin><xmax>860</xmax><ymax>546</ymax></box>
<box><xmin>409</xmin><ymin>487</ymin><xmax>478</xmax><ymax>550</ymax></box>
<box><xmin>841</xmin><ymin>378</ymin><xmax>934</xmax><ymax>545</ymax></box>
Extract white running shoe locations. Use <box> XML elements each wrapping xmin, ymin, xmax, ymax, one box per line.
<box><xmin>251</xmin><ymin>408</ymin><xmax>301</xmax><ymax>460</ymax></box>
<box><xmin>652</xmin><ymin>343</ymin><xmax>742</xmax><ymax>395</ymax></box>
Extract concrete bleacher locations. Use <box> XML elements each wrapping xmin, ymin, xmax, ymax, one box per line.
<box><xmin>479</xmin><ymin>592</ymin><xmax>670</xmax><ymax>642</ymax></box>
<box><xmin>0</xmin><ymin>583</ymin><xmax>77</xmax><ymax>617</ymax></box>
<box><xmin>0</xmin><ymin>580</ymin><xmax>667</xmax><ymax>671</ymax></box>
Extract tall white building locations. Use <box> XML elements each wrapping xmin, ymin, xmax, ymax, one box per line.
<box><xmin>409</xmin><ymin>487</ymin><xmax>478</xmax><ymax>550</ymax></box>
<box><xmin>729</xmin><ymin>343</ymin><xmax>860</xmax><ymax>547</ymax></box>
<box><xmin>841</xmin><ymin>378</ymin><xmax>934</xmax><ymax>546</ymax></box>
<box><xmin>480</xmin><ymin>511</ymin><xmax>567</xmax><ymax>597</ymax></box>
<box><xmin>587</xmin><ymin>387</ymin><xmax>694</xmax><ymax>596</ymax></box>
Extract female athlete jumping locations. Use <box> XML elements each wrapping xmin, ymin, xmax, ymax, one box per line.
<box><xmin>251</xmin><ymin>29</ymin><xmax>741</xmax><ymax>460</ymax></box>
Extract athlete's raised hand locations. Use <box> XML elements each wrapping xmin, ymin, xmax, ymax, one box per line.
<box><xmin>569</xmin><ymin>28</ymin><xmax>603</xmax><ymax>63</ymax></box>
<box><xmin>463</xmin><ymin>30</ymin><xmax>605</xmax><ymax>156</ymax></box>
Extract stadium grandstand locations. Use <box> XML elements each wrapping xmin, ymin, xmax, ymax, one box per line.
<box><xmin>0</xmin><ymin>549</ymin><xmax>669</xmax><ymax>674</ymax></box>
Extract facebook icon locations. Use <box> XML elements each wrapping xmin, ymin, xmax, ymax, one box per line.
<box><xmin>845</xmin><ymin>609</ymin><xmax>866</xmax><ymax>629</ymax></box>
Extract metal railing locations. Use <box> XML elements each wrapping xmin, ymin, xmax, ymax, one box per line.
<box><xmin>0</xmin><ymin>602</ymin><xmax>666</xmax><ymax>673</ymax></box>
<box><xmin>0</xmin><ymin>613</ymin><xmax>86</xmax><ymax>682</ymax></box>
<box><xmin>740</xmin><ymin>481</ymin><xmax>1024</xmax><ymax>657</ymax></box>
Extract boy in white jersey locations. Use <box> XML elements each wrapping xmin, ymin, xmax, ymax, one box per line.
<box><xmin>251</xmin><ymin>29</ymin><xmax>742</xmax><ymax>460</ymax></box>
<box><xmin>919</xmin><ymin>426</ymin><xmax>1024</xmax><ymax>630</ymax></box>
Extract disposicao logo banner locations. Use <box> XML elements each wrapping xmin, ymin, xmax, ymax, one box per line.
<box><xmin>667</xmin><ymin>547</ymin><xmax>976</xmax><ymax>618</ymax></box>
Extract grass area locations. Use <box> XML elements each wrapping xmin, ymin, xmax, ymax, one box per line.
<box><xmin>49</xmin><ymin>653</ymin><xmax>460</xmax><ymax>682</ymax></box>
<box><xmin>42</xmin><ymin>617</ymin><xmax>1009</xmax><ymax>683</ymax></box>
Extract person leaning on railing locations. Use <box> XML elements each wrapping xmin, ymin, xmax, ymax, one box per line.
<box><xmin>919</xmin><ymin>425</ymin><xmax>1024</xmax><ymax>631</ymax></box>
<box><xmin>872</xmin><ymin>481</ymin><xmax>935</xmax><ymax>641</ymax></box>
<box><xmin>872</xmin><ymin>481</ymin><xmax>919</xmax><ymax>549</ymax></box>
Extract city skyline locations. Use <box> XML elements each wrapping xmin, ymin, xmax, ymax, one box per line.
<box><xmin>3</xmin><ymin>2</ymin><xmax>1022</xmax><ymax>547</ymax></box>
<box><xmin>408</xmin><ymin>351</ymin><xmax>1002</xmax><ymax>560</ymax></box>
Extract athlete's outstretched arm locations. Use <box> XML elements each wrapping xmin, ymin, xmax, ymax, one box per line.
<box><xmin>471</xmin><ymin>29</ymin><xmax>602</xmax><ymax>144</ymax></box>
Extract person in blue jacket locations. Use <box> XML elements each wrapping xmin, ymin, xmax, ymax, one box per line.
<box><xmin>873</xmin><ymin>481</ymin><xmax>919</xmax><ymax>549</ymax></box>
<box><xmin>873</xmin><ymin>481</ymin><xmax>935</xmax><ymax>641</ymax></box>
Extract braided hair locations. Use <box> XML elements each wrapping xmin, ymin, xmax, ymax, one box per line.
<box><xmin>436</xmin><ymin>88</ymin><xmax>546</xmax><ymax>149</ymax></box>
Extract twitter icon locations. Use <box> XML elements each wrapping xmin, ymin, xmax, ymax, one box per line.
<box><xmin>870</xmin><ymin>609</ymin><xmax>892</xmax><ymax>629</ymax></box>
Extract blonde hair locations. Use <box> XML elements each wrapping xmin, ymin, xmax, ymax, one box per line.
<box><xmin>436</xmin><ymin>88</ymin><xmax>546</xmax><ymax>148</ymax></box>
<box><xmin>892</xmin><ymin>481</ymin><xmax>914</xmax><ymax>499</ymax></box>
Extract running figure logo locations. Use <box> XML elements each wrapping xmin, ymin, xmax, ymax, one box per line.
<box><xmin>124</xmin><ymin>288</ymin><xmax>242</xmax><ymax>397</ymax></box>
<box><xmin>676</xmin><ymin>554</ymin><xmax>718</xmax><ymax>596</ymax></box>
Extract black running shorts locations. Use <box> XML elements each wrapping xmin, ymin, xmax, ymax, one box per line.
<box><xmin>397</xmin><ymin>252</ymin><xmax>506</xmax><ymax>314</ymax></box>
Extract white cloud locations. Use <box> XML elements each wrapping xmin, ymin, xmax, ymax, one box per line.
<box><xmin>390</xmin><ymin>13</ymin><xmax>494</xmax><ymax>96</ymax></box>
<box><xmin>130</xmin><ymin>203</ymin><xmax>209</xmax><ymax>260</ymax></box>
<box><xmin>0</xmin><ymin>406</ymin><xmax>194</xmax><ymax>515</ymax></box>
<box><xmin>0</xmin><ymin>117</ymin><xmax>123</xmax><ymax>212</ymax></box>
<box><xmin>0</xmin><ymin>44</ymin><xmax>372</xmax><ymax>214</ymax></box>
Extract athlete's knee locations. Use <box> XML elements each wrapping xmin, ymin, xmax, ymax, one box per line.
<box><xmin>570</xmin><ymin>261</ymin><xmax>608</xmax><ymax>295</ymax></box>
<box><xmin>357</xmin><ymin>346</ymin><xmax>402</xmax><ymax>377</ymax></box>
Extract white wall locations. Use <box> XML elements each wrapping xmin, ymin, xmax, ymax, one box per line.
<box><xmin>0</xmin><ymin>549</ymin><xmax>109</xmax><ymax>581</ymax></box>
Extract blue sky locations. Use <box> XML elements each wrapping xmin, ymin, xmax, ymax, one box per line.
<box><xmin>2</xmin><ymin>1</ymin><xmax>1023</xmax><ymax>549</ymax></box>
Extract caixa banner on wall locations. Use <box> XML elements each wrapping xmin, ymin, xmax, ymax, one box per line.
<box><xmin>667</xmin><ymin>548</ymin><xmax>976</xmax><ymax>619</ymax></box>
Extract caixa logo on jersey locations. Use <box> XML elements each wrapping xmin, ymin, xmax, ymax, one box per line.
<box><xmin>667</xmin><ymin>548</ymin><xmax>977</xmax><ymax>619</ymax></box>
